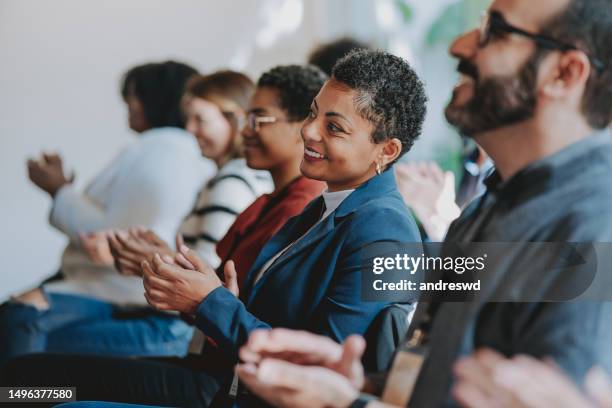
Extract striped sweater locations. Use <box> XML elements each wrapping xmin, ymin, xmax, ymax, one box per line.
<box><xmin>178</xmin><ymin>158</ymin><xmax>273</xmax><ymax>268</ymax></box>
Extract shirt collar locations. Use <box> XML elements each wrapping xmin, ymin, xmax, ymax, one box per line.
<box><xmin>485</xmin><ymin>128</ymin><xmax>612</xmax><ymax>201</ymax></box>
<box><xmin>322</xmin><ymin>189</ymin><xmax>355</xmax><ymax>219</ymax></box>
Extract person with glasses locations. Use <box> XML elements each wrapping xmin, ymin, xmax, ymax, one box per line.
<box><xmin>50</xmin><ymin>71</ymin><xmax>274</xmax><ymax>361</ymax></box>
<box><xmin>107</xmin><ymin>71</ymin><xmax>273</xmax><ymax>277</ymax></box>
<box><xmin>4</xmin><ymin>51</ymin><xmax>428</xmax><ymax>407</ymax></box>
<box><xmin>1</xmin><ymin>64</ymin><xmax>331</xmax><ymax>406</ymax></box>
<box><xmin>220</xmin><ymin>0</ymin><xmax>612</xmax><ymax>407</ymax></box>
<box><xmin>107</xmin><ymin>66</ymin><xmax>327</xmax><ymax>294</ymax></box>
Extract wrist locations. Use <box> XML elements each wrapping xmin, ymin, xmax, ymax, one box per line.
<box><xmin>50</xmin><ymin>181</ymin><xmax>70</xmax><ymax>198</ymax></box>
<box><xmin>346</xmin><ymin>393</ymin><xmax>377</xmax><ymax>408</ymax></box>
<box><xmin>334</xmin><ymin>384</ymin><xmax>361</xmax><ymax>408</ymax></box>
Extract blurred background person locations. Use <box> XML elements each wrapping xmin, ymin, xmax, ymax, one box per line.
<box><xmin>308</xmin><ymin>37</ymin><xmax>372</xmax><ymax>76</ymax></box>
<box><xmin>179</xmin><ymin>71</ymin><xmax>273</xmax><ymax>266</ymax></box>
<box><xmin>395</xmin><ymin>143</ymin><xmax>493</xmax><ymax>242</ymax></box>
<box><xmin>0</xmin><ymin>61</ymin><xmax>214</xmax><ymax>368</ymax></box>
<box><xmin>108</xmin><ymin>70</ymin><xmax>273</xmax><ymax>276</ymax></box>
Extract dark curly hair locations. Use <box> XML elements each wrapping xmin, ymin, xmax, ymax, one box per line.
<box><xmin>308</xmin><ymin>37</ymin><xmax>372</xmax><ymax>76</ymax></box>
<box><xmin>257</xmin><ymin>65</ymin><xmax>328</xmax><ymax>122</ymax></box>
<box><xmin>332</xmin><ymin>50</ymin><xmax>427</xmax><ymax>160</ymax></box>
<box><xmin>121</xmin><ymin>60</ymin><xmax>198</xmax><ymax>129</ymax></box>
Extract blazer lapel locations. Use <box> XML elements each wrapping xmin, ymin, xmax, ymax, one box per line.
<box><xmin>244</xmin><ymin>169</ymin><xmax>399</xmax><ymax>304</ymax></box>
<box><xmin>241</xmin><ymin>196</ymin><xmax>324</xmax><ymax>298</ymax></box>
<box><xmin>246</xmin><ymin>213</ymin><xmax>336</xmax><ymax>305</ymax></box>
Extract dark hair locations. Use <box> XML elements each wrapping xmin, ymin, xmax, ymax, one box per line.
<box><xmin>257</xmin><ymin>65</ymin><xmax>328</xmax><ymax>122</ymax></box>
<box><xmin>332</xmin><ymin>50</ymin><xmax>427</xmax><ymax>160</ymax></box>
<box><xmin>541</xmin><ymin>0</ymin><xmax>612</xmax><ymax>128</ymax></box>
<box><xmin>186</xmin><ymin>70</ymin><xmax>254</xmax><ymax>113</ymax></box>
<box><xmin>121</xmin><ymin>60</ymin><xmax>198</xmax><ymax>129</ymax></box>
<box><xmin>308</xmin><ymin>37</ymin><xmax>372</xmax><ymax>76</ymax></box>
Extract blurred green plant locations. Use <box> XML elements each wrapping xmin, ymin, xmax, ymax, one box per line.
<box><xmin>395</xmin><ymin>0</ymin><xmax>414</xmax><ymax>24</ymax></box>
<box><xmin>426</xmin><ymin>0</ymin><xmax>490</xmax><ymax>46</ymax></box>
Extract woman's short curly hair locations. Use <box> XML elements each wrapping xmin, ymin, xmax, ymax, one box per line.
<box><xmin>332</xmin><ymin>50</ymin><xmax>427</xmax><ymax>160</ymax></box>
<box><xmin>257</xmin><ymin>65</ymin><xmax>328</xmax><ymax>122</ymax></box>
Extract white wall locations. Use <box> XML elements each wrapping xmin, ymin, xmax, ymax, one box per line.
<box><xmin>0</xmin><ymin>0</ymin><xmax>344</xmax><ymax>301</ymax></box>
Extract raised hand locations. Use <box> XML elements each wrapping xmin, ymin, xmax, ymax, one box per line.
<box><xmin>395</xmin><ymin>162</ymin><xmax>461</xmax><ymax>241</ymax></box>
<box><xmin>27</xmin><ymin>152</ymin><xmax>74</xmax><ymax>197</ymax></box>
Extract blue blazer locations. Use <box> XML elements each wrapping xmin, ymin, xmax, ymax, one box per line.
<box><xmin>194</xmin><ymin>169</ymin><xmax>421</xmax><ymax>359</ymax></box>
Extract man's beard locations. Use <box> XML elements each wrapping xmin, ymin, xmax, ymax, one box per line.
<box><xmin>445</xmin><ymin>52</ymin><xmax>543</xmax><ymax>138</ymax></box>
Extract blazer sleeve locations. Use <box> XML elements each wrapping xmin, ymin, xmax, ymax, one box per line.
<box><xmin>194</xmin><ymin>286</ymin><xmax>270</xmax><ymax>358</ymax></box>
<box><xmin>310</xmin><ymin>206</ymin><xmax>420</xmax><ymax>342</ymax></box>
<box><xmin>194</xmin><ymin>203</ymin><xmax>420</xmax><ymax>358</ymax></box>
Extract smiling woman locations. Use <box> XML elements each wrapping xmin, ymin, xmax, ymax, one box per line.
<box><xmin>301</xmin><ymin>50</ymin><xmax>427</xmax><ymax>191</ymax></box>
<box><xmin>3</xmin><ymin>53</ymin><xmax>428</xmax><ymax>408</ymax></box>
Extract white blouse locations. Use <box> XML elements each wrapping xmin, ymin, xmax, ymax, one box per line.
<box><xmin>45</xmin><ymin>127</ymin><xmax>215</xmax><ymax>306</ymax></box>
<box><xmin>253</xmin><ymin>188</ymin><xmax>355</xmax><ymax>284</ymax></box>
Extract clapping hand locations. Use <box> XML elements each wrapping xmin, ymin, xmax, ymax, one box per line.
<box><xmin>107</xmin><ymin>228</ymin><xmax>175</xmax><ymax>276</ymax></box>
<box><xmin>142</xmin><ymin>245</ymin><xmax>239</xmax><ymax>314</ymax></box>
<box><xmin>27</xmin><ymin>152</ymin><xmax>74</xmax><ymax>197</ymax></box>
<box><xmin>395</xmin><ymin>162</ymin><xmax>460</xmax><ymax>241</ymax></box>
<box><xmin>235</xmin><ymin>329</ymin><xmax>366</xmax><ymax>408</ymax></box>
<box><xmin>80</xmin><ymin>230</ymin><xmax>114</xmax><ymax>265</ymax></box>
<box><xmin>453</xmin><ymin>349</ymin><xmax>612</xmax><ymax>408</ymax></box>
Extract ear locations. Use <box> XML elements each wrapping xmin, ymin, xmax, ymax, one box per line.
<box><xmin>541</xmin><ymin>50</ymin><xmax>591</xmax><ymax>99</ymax></box>
<box><xmin>380</xmin><ymin>138</ymin><xmax>403</xmax><ymax>168</ymax></box>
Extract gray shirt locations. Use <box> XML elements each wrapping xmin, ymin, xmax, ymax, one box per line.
<box><xmin>409</xmin><ymin>130</ymin><xmax>612</xmax><ymax>407</ymax></box>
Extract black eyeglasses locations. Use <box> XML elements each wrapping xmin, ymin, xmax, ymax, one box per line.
<box><xmin>479</xmin><ymin>11</ymin><xmax>605</xmax><ymax>73</ymax></box>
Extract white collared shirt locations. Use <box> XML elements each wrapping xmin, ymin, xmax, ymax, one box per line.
<box><xmin>252</xmin><ymin>188</ymin><xmax>355</xmax><ymax>285</ymax></box>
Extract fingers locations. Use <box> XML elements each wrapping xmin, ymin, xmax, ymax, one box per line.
<box><xmin>144</xmin><ymin>291</ymin><xmax>172</xmax><ymax>311</ymax></box>
<box><xmin>175</xmin><ymin>252</ymin><xmax>196</xmax><ymax>270</ymax></box>
<box><xmin>223</xmin><ymin>260</ymin><xmax>239</xmax><ymax>297</ymax></box>
<box><xmin>43</xmin><ymin>152</ymin><xmax>61</xmax><ymax>164</ymax></box>
<box><xmin>117</xmin><ymin>258</ymin><xmax>142</xmax><ymax>276</ymax></box>
<box><xmin>453</xmin><ymin>382</ymin><xmax>494</xmax><ymax>408</ymax></box>
<box><xmin>337</xmin><ymin>335</ymin><xmax>366</xmax><ymax>379</ymax></box>
<box><xmin>236</xmin><ymin>363</ymin><xmax>288</xmax><ymax>408</ymax></box>
<box><xmin>108</xmin><ymin>231</ymin><xmax>147</xmax><ymax>274</ymax></box>
<box><xmin>453</xmin><ymin>350</ymin><xmax>502</xmax><ymax>403</ymax></box>
<box><xmin>240</xmin><ymin>328</ymin><xmax>342</xmax><ymax>365</ymax></box>
<box><xmin>143</xmin><ymin>261</ymin><xmax>174</xmax><ymax>292</ymax></box>
<box><xmin>257</xmin><ymin>359</ymin><xmax>309</xmax><ymax>389</ymax></box>
<box><xmin>151</xmin><ymin>253</ymin><xmax>184</xmax><ymax>281</ymax></box>
<box><xmin>142</xmin><ymin>260</ymin><xmax>172</xmax><ymax>311</ymax></box>
<box><xmin>132</xmin><ymin>228</ymin><xmax>166</xmax><ymax>247</ymax></box>
<box><xmin>176</xmin><ymin>233</ymin><xmax>184</xmax><ymax>250</ymax></box>
<box><xmin>178</xmin><ymin>245</ymin><xmax>208</xmax><ymax>272</ymax></box>
<box><xmin>586</xmin><ymin>367</ymin><xmax>612</xmax><ymax>408</ymax></box>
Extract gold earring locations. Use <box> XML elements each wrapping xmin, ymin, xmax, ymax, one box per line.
<box><xmin>376</xmin><ymin>162</ymin><xmax>382</xmax><ymax>175</ymax></box>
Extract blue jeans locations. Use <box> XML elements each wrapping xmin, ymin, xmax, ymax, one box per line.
<box><xmin>0</xmin><ymin>292</ymin><xmax>193</xmax><ymax>368</ymax></box>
